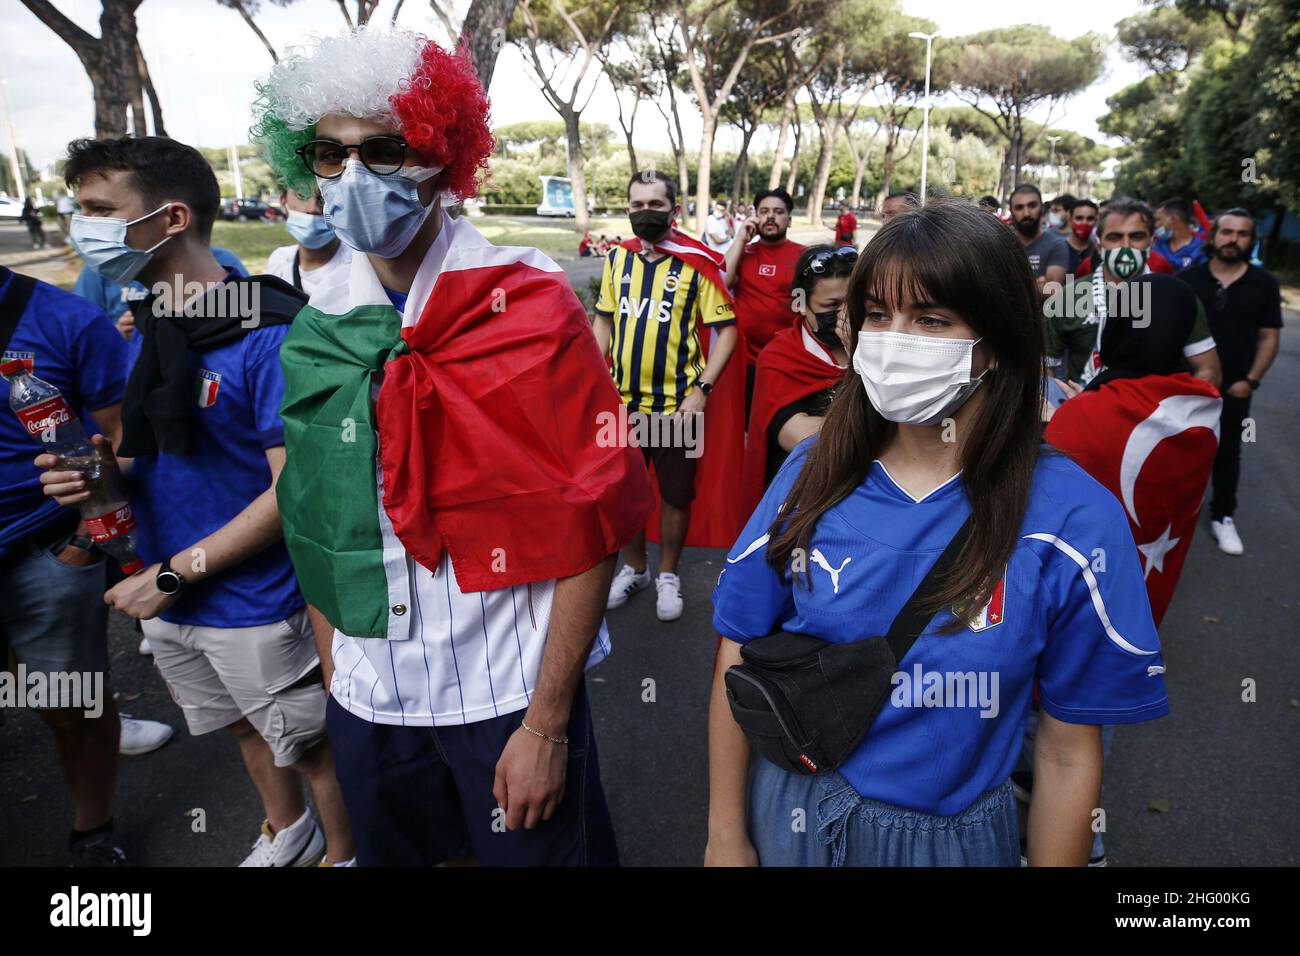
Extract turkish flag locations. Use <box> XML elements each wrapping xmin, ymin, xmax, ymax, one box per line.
<box><xmin>1045</xmin><ymin>372</ymin><xmax>1221</xmax><ymax>625</ymax></box>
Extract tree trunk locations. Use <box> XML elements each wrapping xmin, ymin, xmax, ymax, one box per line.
<box><xmin>768</xmin><ymin>92</ymin><xmax>795</xmax><ymax>189</ymax></box>
<box><xmin>461</xmin><ymin>0</ymin><xmax>519</xmax><ymax>91</ymax></box>
<box><xmin>874</xmin><ymin>138</ymin><xmax>897</xmax><ymax>211</ymax></box>
<box><xmin>676</xmin><ymin>149</ymin><xmax>691</xmax><ymax>231</ymax></box>
<box><xmin>563</xmin><ymin>109</ymin><xmax>590</xmax><ymax>233</ymax></box>
<box><xmin>731</xmin><ymin>121</ymin><xmax>755</xmax><ymax>207</ymax></box>
<box><xmin>694</xmin><ymin>110</ymin><xmax>717</xmax><ymax>241</ymax></box>
<box><xmin>808</xmin><ymin>116</ymin><xmax>838</xmax><ymax>228</ymax></box>
<box><xmin>784</xmin><ymin>120</ymin><xmax>802</xmax><ymax>197</ymax></box>
<box><xmin>135</xmin><ymin>40</ymin><xmax>166</xmax><ymax>135</ymax></box>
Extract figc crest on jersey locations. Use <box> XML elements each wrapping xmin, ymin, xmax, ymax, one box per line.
<box><xmin>196</xmin><ymin>369</ymin><xmax>222</xmax><ymax>408</ymax></box>
<box><xmin>962</xmin><ymin>569</ymin><xmax>1007</xmax><ymax>632</ymax></box>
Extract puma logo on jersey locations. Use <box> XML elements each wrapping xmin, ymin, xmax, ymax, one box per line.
<box><xmin>810</xmin><ymin>549</ymin><xmax>851</xmax><ymax>594</ymax></box>
<box><xmin>618</xmin><ymin>296</ymin><xmax>674</xmax><ymax>323</ymax></box>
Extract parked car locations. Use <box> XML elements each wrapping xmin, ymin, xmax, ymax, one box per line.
<box><xmin>0</xmin><ymin>196</ymin><xmax>26</xmax><ymax>219</ymax></box>
<box><xmin>220</xmin><ymin>197</ymin><xmax>283</xmax><ymax>221</ymax></box>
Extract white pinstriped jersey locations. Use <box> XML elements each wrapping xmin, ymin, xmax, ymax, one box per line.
<box><xmin>324</xmin><ymin>211</ymin><xmax>611</xmax><ymax>726</ymax></box>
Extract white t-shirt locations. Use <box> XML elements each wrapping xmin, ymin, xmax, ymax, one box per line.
<box><xmin>704</xmin><ymin>212</ymin><xmax>733</xmax><ymax>252</ymax></box>
<box><xmin>265</xmin><ymin>242</ymin><xmax>352</xmax><ymax>298</ymax></box>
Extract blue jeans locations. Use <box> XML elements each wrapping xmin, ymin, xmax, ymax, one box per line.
<box><xmin>1020</xmin><ymin>707</ymin><xmax>1115</xmax><ymax>858</ymax></box>
<box><xmin>747</xmin><ymin>757</ymin><xmax>1020</xmax><ymax>866</ymax></box>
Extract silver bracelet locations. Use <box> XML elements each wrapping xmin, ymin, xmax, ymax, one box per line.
<box><xmin>520</xmin><ymin>720</ymin><xmax>568</xmax><ymax>746</ymax></box>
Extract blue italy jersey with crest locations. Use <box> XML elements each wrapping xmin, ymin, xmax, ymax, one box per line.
<box><xmin>713</xmin><ymin>440</ymin><xmax>1169</xmax><ymax>816</ymax></box>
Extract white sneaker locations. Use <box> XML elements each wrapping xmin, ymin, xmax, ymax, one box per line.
<box><xmin>320</xmin><ymin>856</ymin><xmax>357</xmax><ymax>867</ymax></box>
<box><xmin>606</xmin><ymin>564</ymin><xmax>651</xmax><ymax>610</ymax></box>
<box><xmin>239</xmin><ymin>809</ymin><xmax>325</xmax><ymax>867</ymax></box>
<box><xmin>118</xmin><ymin>715</ymin><xmax>173</xmax><ymax>755</ymax></box>
<box><xmin>138</xmin><ymin>636</ymin><xmax>152</xmax><ymax>656</ymax></box>
<box><xmin>1210</xmin><ymin>517</ymin><xmax>1244</xmax><ymax>555</ymax></box>
<box><xmin>655</xmin><ymin>572</ymin><xmax>683</xmax><ymax>621</ymax></box>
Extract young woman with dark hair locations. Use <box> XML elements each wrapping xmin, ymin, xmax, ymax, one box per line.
<box><xmin>706</xmin><ymin>201</ymin><xmax>1170</xmax><ymax>867</ymax></box>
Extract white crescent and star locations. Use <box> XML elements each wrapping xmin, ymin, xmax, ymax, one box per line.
<box><xmin>1118</xmin><ymin>394</ymin><xmax>1221</xmax><ymax>576</ymax></box>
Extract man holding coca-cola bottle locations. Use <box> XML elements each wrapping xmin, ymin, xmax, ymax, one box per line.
<box><xmin>0</xmin><ymin>264</ymin><xmax>171</xmax><ymax>866</ymax></box>
<box><xmin>36</xmin><ymin>135</ymin><xmax>354</xmax><ymax>867</ymax></box>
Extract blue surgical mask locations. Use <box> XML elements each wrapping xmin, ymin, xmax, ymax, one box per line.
<box><xmin>285</xmin><ymin>210</ymin><xmax>337</xmax><ymax>250</ymax></box>
<box><xmin>1155</xmin><ymin>225</ymin><xmax>1172</xmax><ymax>240</ymax></box>
<box><xmin>318</xmin><ymin>160</ymin><xmax>442</xmax><ymax>258</ymax></box>
<box><xmin>69</xmin><ymin>204</ymin><xmax>173</xmax><ymax>283</ymax></box>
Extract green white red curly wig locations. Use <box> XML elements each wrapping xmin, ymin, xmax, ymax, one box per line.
<box><xmin>250</xmin><ymin>25</ymin><xmax>493</xmax><ymax>200</ymax></box>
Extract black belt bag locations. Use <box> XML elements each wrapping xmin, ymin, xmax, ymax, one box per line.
<box><xmin>724</xmin><ymin>516</ymin><xmax>973</xmax><ymax>775</ymax></box>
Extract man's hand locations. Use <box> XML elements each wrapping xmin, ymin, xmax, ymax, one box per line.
<box><xmin>1226</xmin><ymin>379</ymin><xmax>1253</xmax><ymax>399</ymax></box>
<box><xmin>493</xmin><ymin>724</ymin><xmax>568</xmax><ymax>830</ymax></box>
<box><xmin>35</xmin><ymin>434</ymin><xmax>117</xmax><ymax>507</ymax></box>
<box><xmin>739</xmin><ymin>216</ymin><xmax>760</xmax><ymax>243</ymax></box>
<box><xmin>116</xmin><ymin>309</ymin><xmax>135</xmax><ymax>340</ymax></box>
<box><xmin>104</xmin><ymin>563</ymin><xmax>178</xmax><ymax>620</ymax></box>
<box><xmin>676</xmin><ymin>388</ymin><xmax>707</xmax><ymax>418</ymax></box>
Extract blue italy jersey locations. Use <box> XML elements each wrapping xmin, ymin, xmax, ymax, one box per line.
<box><xmin>125</xmin><ymin>321</ymin><xmax>303</xmax><ymax>627</ymax></box>
<box><xmin>1153</xmin><ymin>233</ymin><xmax>1205</xmax><ymax>271</ymax></box>
<box><xmin>0</xmin><ymin>269</ymin><xmax>126</xmax><ymax>554</ymax></box>
<box><xmin>713</xmin><ymin>440</ymin><xmax>1169</xmax><ymax>816</ymax></box>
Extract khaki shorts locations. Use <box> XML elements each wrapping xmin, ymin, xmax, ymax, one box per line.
<box><xmin>142</xmin><ymin>608</ymin><xmax>325</xmax><ymax>767</ymax></box>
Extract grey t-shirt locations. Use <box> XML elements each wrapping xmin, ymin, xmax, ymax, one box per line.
<box><xmin>1023</xmin><ymin>229</ymin><xmax>1070</xmax><ymax>278</ymax></box>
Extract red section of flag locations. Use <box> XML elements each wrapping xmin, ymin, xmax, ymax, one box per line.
<box><xmin>741</xmin><ymin>318</ymin><xmax>847</xmax><ymax>518</ymax></box>
<box><xmin>375</xmin><ymin>259</ymin><xmax>653</xmax><ymax>592</ymax></box>
<box><xmin>1045</xmin><ymin>372</ymin><xmax>1221</xmax><ymax>625</ymax></box>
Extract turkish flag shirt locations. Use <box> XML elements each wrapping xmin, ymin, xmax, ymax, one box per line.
<box><xmin>734</xmin><ymin>238</ymin><xmax>805</xmax><ymax>364</ymax></box>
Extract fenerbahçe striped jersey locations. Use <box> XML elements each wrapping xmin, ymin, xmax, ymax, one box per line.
<box><xmin>594</xmin><ymin>245</ymin><xmax>735</xmax><ymax>415</ymax></box>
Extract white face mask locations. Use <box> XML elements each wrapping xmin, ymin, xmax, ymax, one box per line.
<box><xmin>853</xmin><ymin>330</ymin><xmax>987</xmax><ymax>426</ymax></box>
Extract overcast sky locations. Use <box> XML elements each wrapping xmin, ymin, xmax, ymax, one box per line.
<box><xmin>1</xmin><ymin>0</ymin><xmax>1147</xmax><ymax>170</ymax></box>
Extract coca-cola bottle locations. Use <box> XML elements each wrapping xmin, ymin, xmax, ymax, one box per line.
<box><xmin>2</xmin><ymin>358</ymin><xmax>144</xmax><ymax>574</ymax></box>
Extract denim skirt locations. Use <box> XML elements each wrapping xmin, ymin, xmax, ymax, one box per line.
<box><xmin>747</xmin><ymin>756</ymin><xmax>1020</xmax><ymax>867</ymax></box>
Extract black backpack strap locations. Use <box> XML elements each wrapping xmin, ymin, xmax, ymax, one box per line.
<box><xmin>885</xmin><ymin>514</ymin><xmax>974</xmax><ymax>662</ymax></box>
<box><xmin>0</xmin><ymin>267</ymin><xmax>39</xmax><ymax>358</ymax></box>
<box><xmin>291</xmin><ymin>248</ymin><xmax>303</xmax><ymax>293</ymax></box>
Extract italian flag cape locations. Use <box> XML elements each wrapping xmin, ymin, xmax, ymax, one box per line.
<box><xmin>278</xmin><ymin>214</ymin><xmax>653</xmax><ymax>638</ymax></box>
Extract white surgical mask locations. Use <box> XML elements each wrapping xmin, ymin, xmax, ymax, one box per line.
<box><xmin>69</xmin><ymin>204</ymin><xmax>173</xmax><ymax>284</ymax></box>
<box><xmin>318</xmin><ymin>159</ymin><xmax>443</xmax><ymax>258</ymax></box>
<box><xmin>853</xmin><ymin>330</ymin><xmax>987</xmax><ymax>426</ymax></box>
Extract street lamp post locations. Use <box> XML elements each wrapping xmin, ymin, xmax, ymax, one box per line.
<box><xmin>909</xmin><ymin>30</ymin><xmax>942</xmax><ymax>205</ymax></box>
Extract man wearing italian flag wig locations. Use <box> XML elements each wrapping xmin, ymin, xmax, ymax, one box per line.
<box><xmin>252</xmin><ymin>25</ymin><xmax>651</xmax><ymax>866</ymax></box>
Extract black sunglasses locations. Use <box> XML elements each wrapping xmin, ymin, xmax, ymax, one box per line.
<box><xmin>804</xmin><ymin>247</ymin><xmax>858</xmax><ymax>275</ymax></box>
<box><xmin>296</xmin><ymin>135</ymin><xmax>411</xmax><ymax>179</ymax></box>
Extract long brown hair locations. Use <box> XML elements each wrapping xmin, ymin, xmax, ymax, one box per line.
<box><xmin>766</xmin><ymin>200</ymin><xmax>1045</xmax><ymax>626</ymax></box>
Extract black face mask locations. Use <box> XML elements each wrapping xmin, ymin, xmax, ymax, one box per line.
<box><xmin>810</xmin><ymin>308</ymin><xmax>843</xmax><ymax>350</ymax></box>
<box><xmin>629</xmin><ymin>209</ymin><xmax>671</xmax><ymax>242</ymax></box>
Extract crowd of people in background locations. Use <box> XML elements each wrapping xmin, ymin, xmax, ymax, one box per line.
<box><xmin>0</xmin><ymin>22</ymin><xmax>1286</xmax><ymax>871</ymax></box>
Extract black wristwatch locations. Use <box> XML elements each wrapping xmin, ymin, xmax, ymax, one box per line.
<box><xmin>1245</xmin><ymin>377</ymin><xmax>1261</xmax><ymax>391</ymax></box>
<box><xmin>155</xmin><ymin>559</ymin><xmax>186</xmax><ymax>596</ymax></box>
<box><xmin>697</xmin><ymin>381</ymin><xmax>714</xmax><ymax>396</ymax></box>
<box><xmin>69</xmin><ymin>534</ymin><xmax>94</xmax><ymax>551</ymax></box>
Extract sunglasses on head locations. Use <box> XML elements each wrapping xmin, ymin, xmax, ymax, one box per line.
<box><xmin>804</xmin><ymin>247</ymin><xmax>858</xmax><ymax>275</ymax></box>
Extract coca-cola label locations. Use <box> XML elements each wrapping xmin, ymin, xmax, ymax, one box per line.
<box><xmin>15</xmin><ymin>396</ymin><xmax>77</xmax><ymax>438</ymax></box>
<box><xmin>84</xmin><ymin>505</ymin><xmax>137</xmax><ymax>543</ymax></box>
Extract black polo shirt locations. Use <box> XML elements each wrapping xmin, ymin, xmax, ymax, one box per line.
<box><xmin>1177</xmin><ymin>263</ymin><xmax>1284</xmax><ymax>384</ymax></box>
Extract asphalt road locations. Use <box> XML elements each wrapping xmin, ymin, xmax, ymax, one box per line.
<box><xmin>1</xmin><ymin>249</ymin><xmax>1297</xmax><ymax>867</ymax></box>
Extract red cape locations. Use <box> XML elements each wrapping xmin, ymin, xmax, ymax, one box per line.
<box><xmin>741</xmin><ymin>320</ymin><xmax>847</xmax><ymax>516</ymax></box>
<box><xmin>620</xmin><ymin>230</ymin><xmax>747</xmax><ymax>548</ymax></box>
<box><xmin>1045</xmin><ymin>372</ymin><xmax>1221</xmax><ymax>626</ymax></box>
<box><xmin>376</xmin><ymin>258</ymin><xmax>653</xmax><ymax>591</ymax></box>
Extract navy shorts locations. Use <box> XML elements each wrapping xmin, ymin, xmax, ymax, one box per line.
<box><xmin>326</xmin><ymin>680</ymin><xmax>618</xmax><ymax>866</ymax></box>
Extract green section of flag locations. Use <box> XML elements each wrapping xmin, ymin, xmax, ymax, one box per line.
<box><xmin>277</xmin><ymin>303</ymin><xmax>407</xmax><ymax>638</ymax></box>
